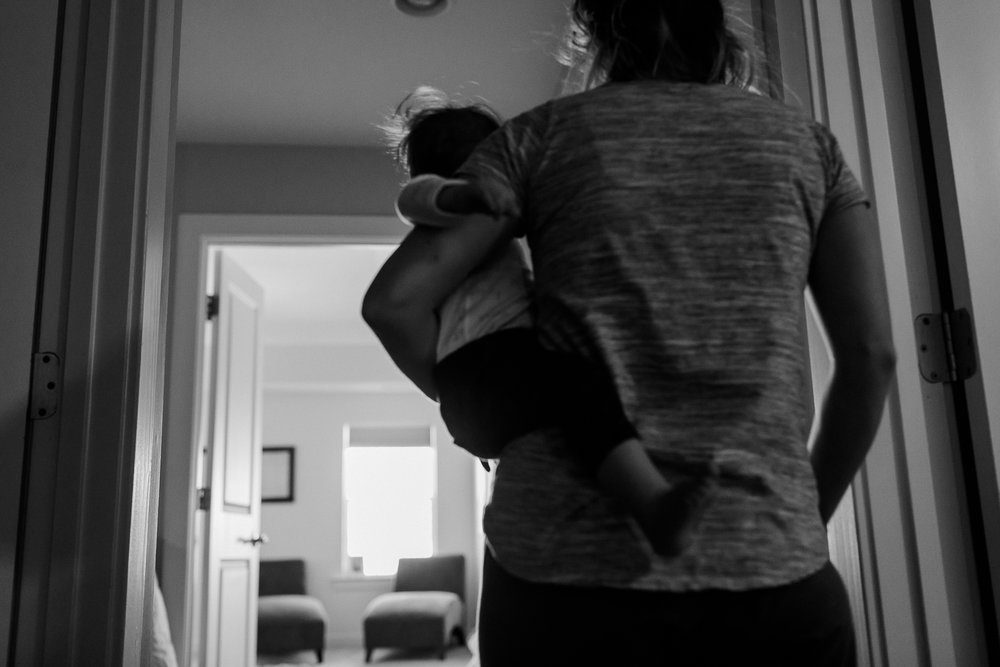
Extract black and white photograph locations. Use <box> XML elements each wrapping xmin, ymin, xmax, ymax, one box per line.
<box><xmin>3</xmin><ymin>1</ymin><xmax>999</xmax><ymax>666</ymax></box>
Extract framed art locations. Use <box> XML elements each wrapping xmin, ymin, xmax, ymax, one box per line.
<box><xmin>261</xmin><ymin>446</ymin><xmax>295</xmax><ymax>502</ymax></box>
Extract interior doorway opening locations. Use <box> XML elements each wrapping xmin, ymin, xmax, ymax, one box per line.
<box><xmin>158</xmin><ymin>217</ymin><xmax>490</xmax><ymax>665</ymax></box>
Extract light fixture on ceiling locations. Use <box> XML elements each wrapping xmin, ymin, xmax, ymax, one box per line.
<box><xmin>394</xmin><ymin>0</ymin><xmax>449</xmax><ymax>18</ymax></box>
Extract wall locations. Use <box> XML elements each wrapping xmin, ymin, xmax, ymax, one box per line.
<box><xmin>174</xmin><ymin>143</ymin><xmax>401</xmax><ymax>216</ymax></box>
<box><xmin>257</xmin><ymin>345</ymin><xmax>480</xmax><ymax>647</ymax></box>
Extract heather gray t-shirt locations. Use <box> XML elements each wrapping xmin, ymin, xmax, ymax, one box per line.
<box><xmin>458</xmin><ymin>81</ymin><xmax>870</xmax><ymax>591</ymax></box>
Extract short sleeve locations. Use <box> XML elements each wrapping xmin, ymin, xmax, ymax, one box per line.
<box><xmin>812</xmin><ymin>122</ymin><xmax>871</xmax><ymax>216</ymax></box>
<box><xmin>456</xmin><ymin>103</ymin><xmax>550</xmax><ymax>237</ymax></box>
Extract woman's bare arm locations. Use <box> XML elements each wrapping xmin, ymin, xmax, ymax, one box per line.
<box><xmin>361</xmin><ymin>212</ymin><xmax>517</xmax><ymax>400</ymax></box>
<box><xmin>807</xmin><ymin>203</ymin><xmax>897</xmax><ymax>523</ymax></box>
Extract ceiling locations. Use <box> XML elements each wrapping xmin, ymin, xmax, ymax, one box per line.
<box><xmin>177</xmin><ymin>0</ymin><xmax>572</xmax><ymax>147</ymax></box>
<box><xmin>177</xmin><ymin>0</ymin><xmax>572</xmax><ymax>346</ymax></box>
<box><xmin>223</xmin><ymin>244</ymin><xmax>396</xmax><ymax>346</ymax></box>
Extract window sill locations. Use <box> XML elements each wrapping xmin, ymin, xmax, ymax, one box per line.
<box><xmin>330</xmin><ymin>573</ymin><xmax>393</xmax><ymax>587</ymax></box>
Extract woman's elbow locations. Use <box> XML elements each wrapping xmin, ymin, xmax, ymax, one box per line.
<box><xmin>870</xmin><ymin>341</ymin><xmax>897</xmax><ymax>380</ymax></box>
<box><xmin>361</xmin><ymin>284</ymin><xmax>430</xmax><ymax>336</ymax></box>
<box><xmin>361</xmin><ymin>287</ymin><xmax>396</xmax><ymax>332</ymax></box>
<box><xmin>838</xmin><ymin>337</ymin><xmax>897</xmax><ymax>381</ymax></box>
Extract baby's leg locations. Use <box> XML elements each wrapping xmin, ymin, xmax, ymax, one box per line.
<box><xmin>538</xmin><ymin>351</ymin><xmax>718</xmax><ymax>557</ymax></box>
<box><xmin>434</xmin><ymin>328</ymin><xmax>556</xmax><ymax>459</ymax></box>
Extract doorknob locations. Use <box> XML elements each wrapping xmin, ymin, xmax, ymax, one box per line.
<box><xmin>238</xmin><ymin>533</ymin><xmax>269</xmax><ymax>546</ymax></box>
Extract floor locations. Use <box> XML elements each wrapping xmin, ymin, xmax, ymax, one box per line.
<box><xmin>258</xmin><ymin>645</ymin><xmax>474</xmax><ymax>667</ymax></box>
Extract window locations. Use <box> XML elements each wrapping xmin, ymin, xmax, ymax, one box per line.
<box><xmin>343</xmin><ymin>424</ymin><xmax>436</xmax><ymax>576</ymax></box>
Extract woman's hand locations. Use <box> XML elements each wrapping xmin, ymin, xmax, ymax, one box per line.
<box><xmin>396</xmin><ymin>174</ymin><xmax>496</xmax><ymax>226</ymax></box>
<box><xmin>436</xmin><ymin>181</ymin><xmax>494</xmax><ymax>216</ymax></box>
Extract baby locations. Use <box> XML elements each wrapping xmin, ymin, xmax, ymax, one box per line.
<box><xmin>364</xmin><ymin>87</ymin><xmax>718</xmax><ymax>557</ymax></box>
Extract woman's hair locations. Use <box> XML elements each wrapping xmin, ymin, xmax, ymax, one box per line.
<box><xmin>565</xmin><ymin>0</ymin><xmax>757</xmax><ymax>89</ymax></box>
<box><xmin>381</xmin><ymin>86</ymin><xmax>502</xmax><ymax>178</ymax></box>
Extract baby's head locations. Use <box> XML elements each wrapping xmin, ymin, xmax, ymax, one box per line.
<box><xmin>383</xmin><ymin>86</ymin><xmax>502</xmax><ymax>178</ymax></box>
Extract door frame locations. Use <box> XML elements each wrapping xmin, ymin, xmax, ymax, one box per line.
<box><xmin>159</xmin><ymin>213</ymin><xmax>403</xmax><ymax>664</ymax></box>
<box><xmin>6</xmin><ymin>0</ymin><xmax>180</xmax><ymax>664</ymax></box>
<box><xmin>909</xmin><ymin>0</ymin><xmax>1000</xmax><ymax>658</ymax></box>
<box><xmin>0</xmin><ymin>0</ymin><xmax>61</xmax><ymax>660</ymax></box>
<box><xmin>808</xmin><ymin>0</ymin><xmax>996</xmax><ymax>664</ymax></box>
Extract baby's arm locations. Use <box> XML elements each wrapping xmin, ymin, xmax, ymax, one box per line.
<box><xmin>362</xmin><ymin>210</ymin><xmax>517</xmax><ymax>401</ymax></box>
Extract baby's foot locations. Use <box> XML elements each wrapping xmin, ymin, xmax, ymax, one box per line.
<box><xmin>639</xmin><ymin>473</ymin><xmax>718</xmax><ymax>558</ymax></box>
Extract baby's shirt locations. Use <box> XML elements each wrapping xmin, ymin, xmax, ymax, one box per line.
<box><xmin>435</xmin><ymin>242</ymin><xmax>534</xmax><ymax>360</ymax></box>
<box><xmin>396</xmin><ymin>175</ymin><xmax>534</xmax><ymax>361</ymax></box>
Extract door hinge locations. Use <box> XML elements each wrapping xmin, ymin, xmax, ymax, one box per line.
<box><xmin>197</xmin><ymin>487</ymin><xmax>211</xmax><ymax>511</ymax></box>
<box><xmin>915</xmin><ymin>308</ymin><xmax>977</xmax><ymax>383</ymax></box>
<box><xmin>206</xmin><ymin>294</ymin><xmax>219</xmax><ymax>320</ymax></box>
<box><xmin>29</xmin><ymin>352</ymin><xmax>62</xmax><ymax>420</ymax></box>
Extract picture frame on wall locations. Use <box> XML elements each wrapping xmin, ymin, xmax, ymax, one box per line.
<box><xmin>261</xmin><ymin>446</ymin><xmax>295</xmax><ymax>503</ymax></box>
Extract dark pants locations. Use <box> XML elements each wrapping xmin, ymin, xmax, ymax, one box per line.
<box><xmin>433</xmin><ymin>328</ymin><xmax>636</xmax><ymax>468</ymax></box>
<box><xmin>478</xmin><ymin>550</ymin><xmax>857</xmax><ymax>667</ymax></box>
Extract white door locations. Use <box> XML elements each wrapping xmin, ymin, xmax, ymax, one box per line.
<box><xmin>201</xmin><ymin>251</ymin><xmax>266</xmax><ymax>667</ymax></box>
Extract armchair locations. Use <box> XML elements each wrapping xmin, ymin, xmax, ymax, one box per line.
<box><xmin>362</xmin><ymin>554</ymin><xmax>467</xmax><ymax>662</ymax></box>
<box><xmin>257</xmin><ymin>559</ymin><xmax>329</xmax><ymax>662</ymax></box>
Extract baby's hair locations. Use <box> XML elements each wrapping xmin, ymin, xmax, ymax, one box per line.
<box><xmin>381</xmin><ymin>86</ymin><xmax>502</xmax><ymax>178</ymax></box>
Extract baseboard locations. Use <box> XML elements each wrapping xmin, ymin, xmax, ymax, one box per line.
<box><xmin>326</xmin><ymin>631</ymin><xmax>363</xmax><ymax>647</ymax></box>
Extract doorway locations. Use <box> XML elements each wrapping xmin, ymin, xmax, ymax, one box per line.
<box><xmin>158</xmin><ymin>218</ymin><xmax>486</xmax><ymax>664</ymax></box>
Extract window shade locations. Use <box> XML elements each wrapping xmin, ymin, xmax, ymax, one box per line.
<box><xmin>347</xmin><ymin>425</ymin><xmax>432</xmax><ymax>448</ymax></box>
